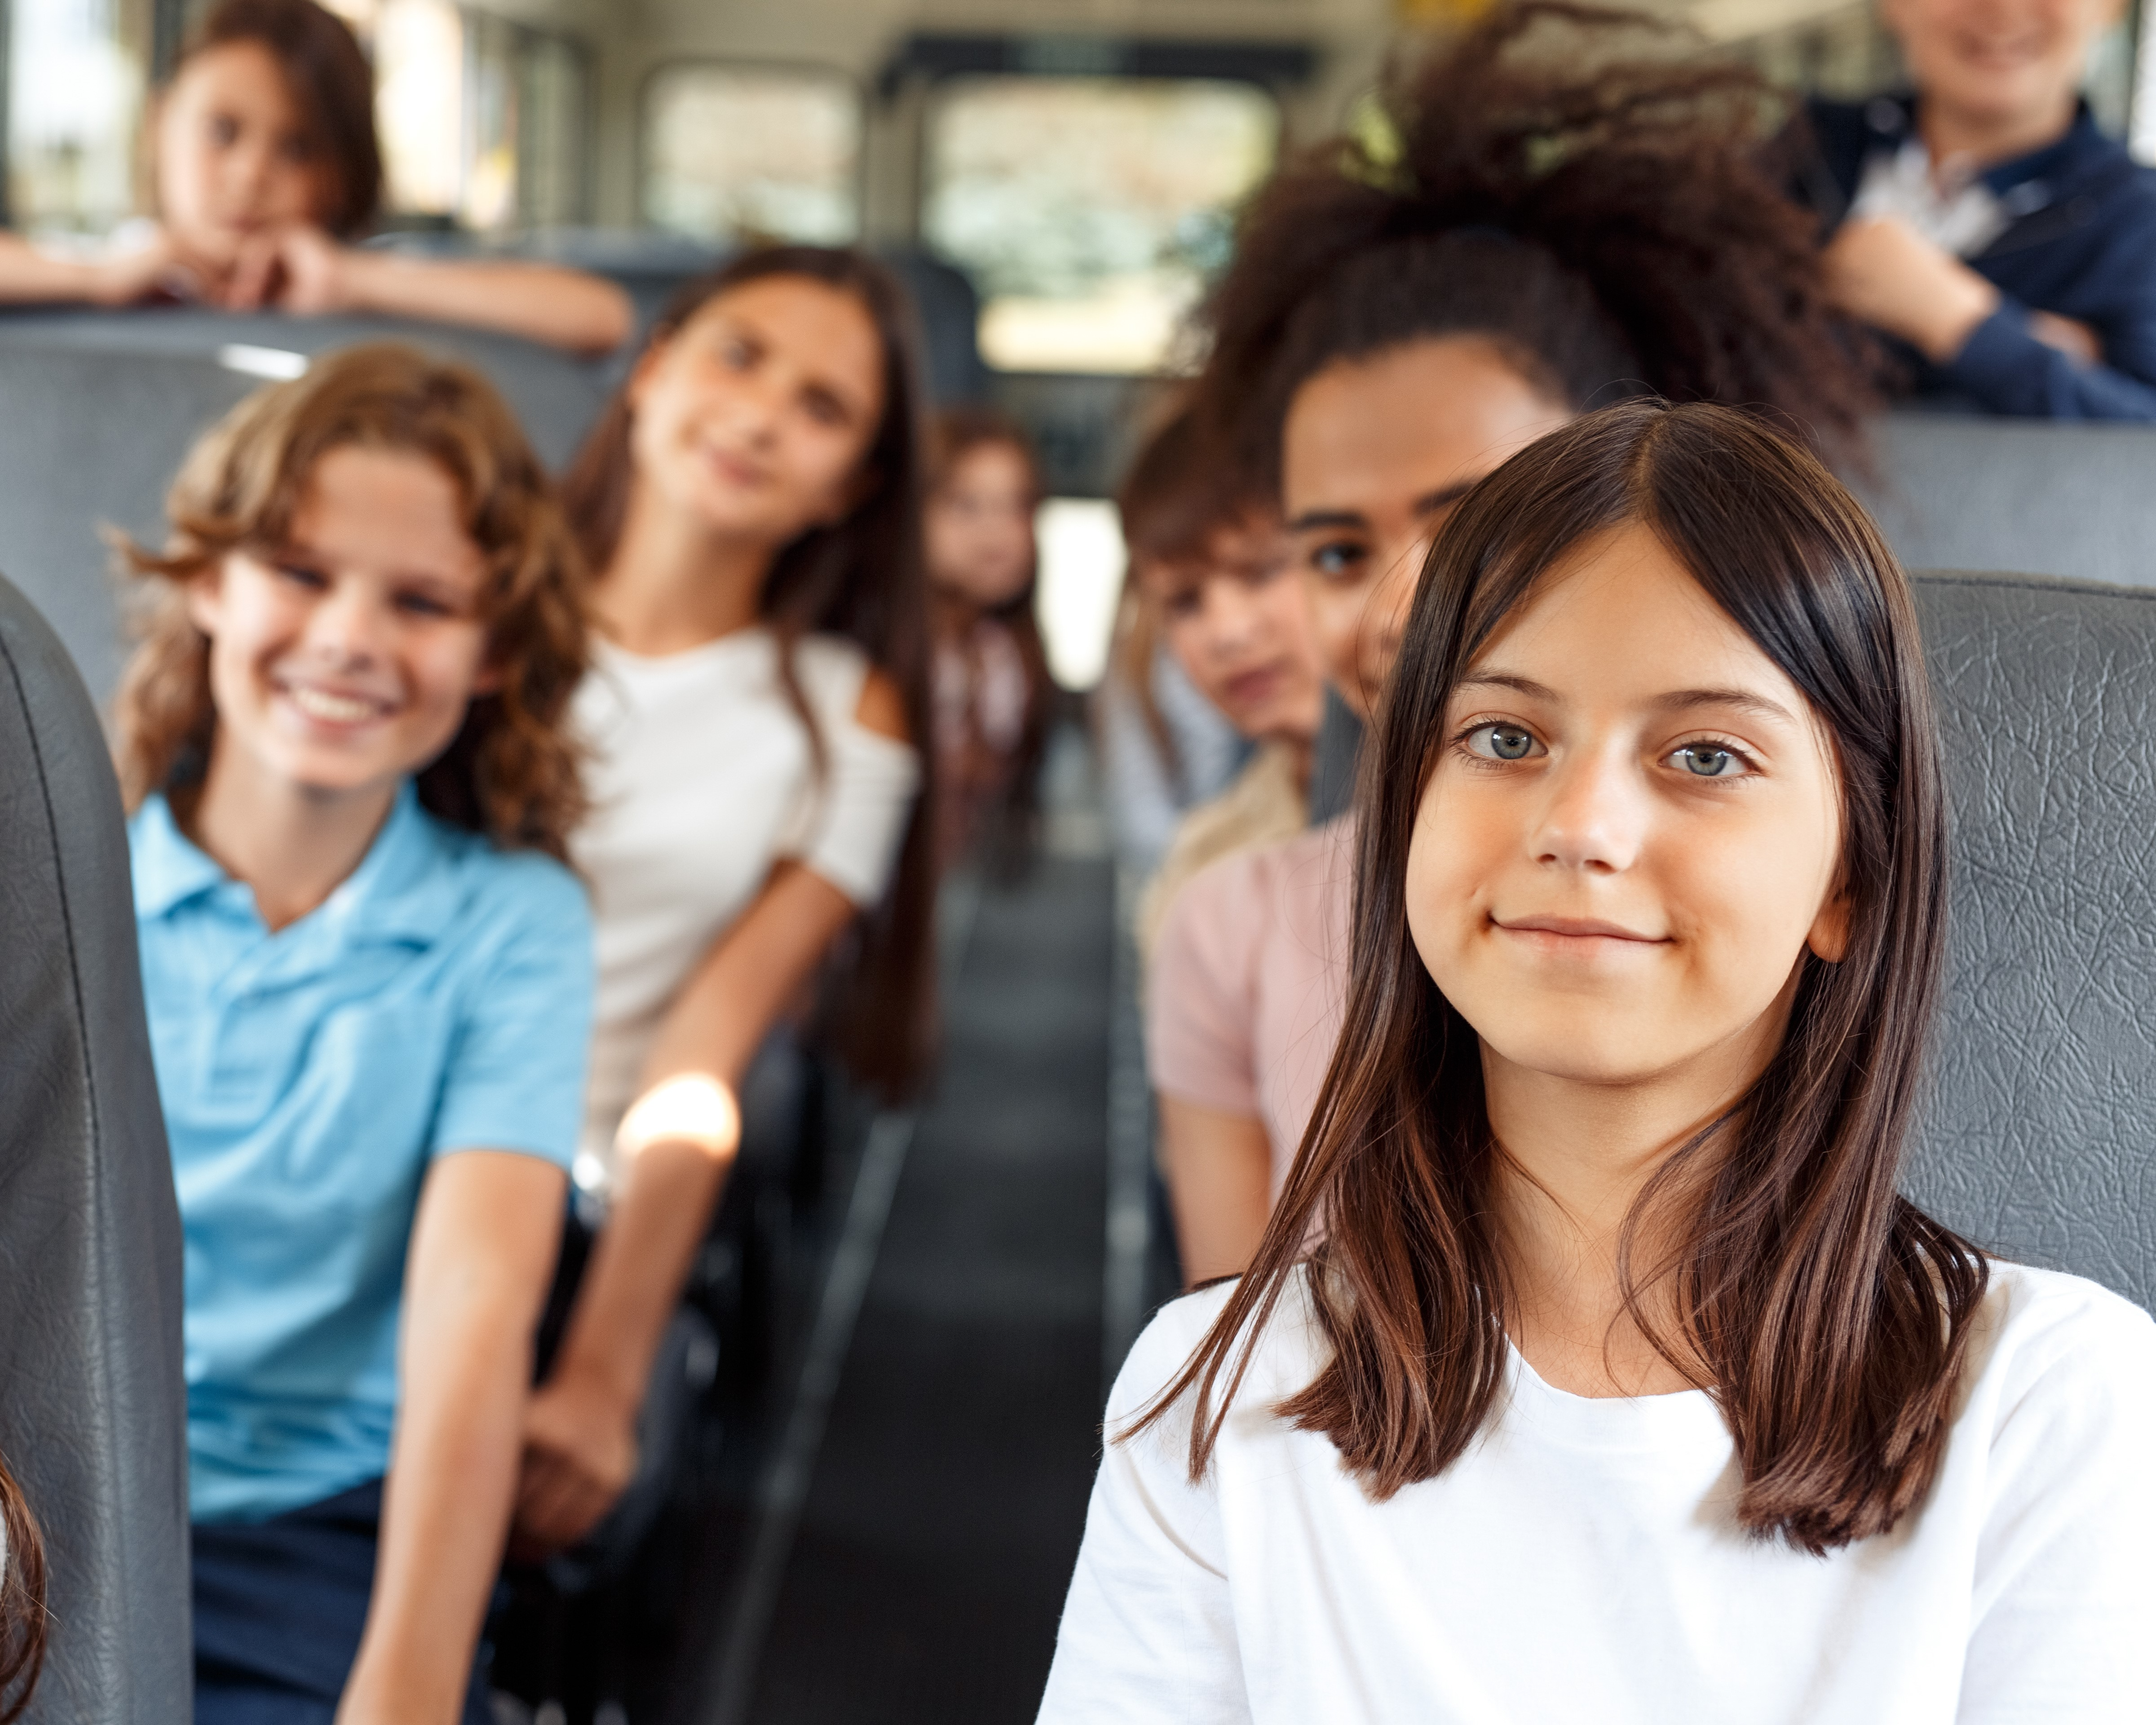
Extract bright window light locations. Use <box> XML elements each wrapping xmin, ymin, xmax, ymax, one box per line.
<box><xmin>1034</xmin><ymin>499</ymin><xmax>1125</xmax><ymax>690</ymax></box>
<box><xmin>923</xmin><ymin>77</ymin><xmax>1279</xmax><ymax>375</ymax></box>
<box><xmin>642</xmin><ymin>64</ymin><xmax>862</xmax><ymax>244</ymax></box>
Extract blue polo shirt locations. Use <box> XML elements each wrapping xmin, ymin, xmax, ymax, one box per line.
<box><xmin>130</xmin><ymin>784</ymin><xmax>593</xmax><ymax>1523</ymax></box>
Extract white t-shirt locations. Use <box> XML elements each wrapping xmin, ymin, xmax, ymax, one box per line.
<box><xmin>1040</xmin><ymin>1262</ymin><xmax>2156</xmax><ymax>1724</ymax></box>
<box><xmin>570</xmin><ymin>627</ymin><xmax>920</xmax><ymax>1189</ymax></box>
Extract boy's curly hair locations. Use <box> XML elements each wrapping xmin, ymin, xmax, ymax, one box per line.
<box><xmin>1194</xmin><ymin>0</ymin><xmax>1876</xmax><ymax>479</ymax></box>
<box><xmin>112</xmin><ymin>342</ymin><xmax>589</xmax><ymax>860</ymax></box>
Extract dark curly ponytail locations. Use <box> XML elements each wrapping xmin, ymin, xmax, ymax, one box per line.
<box><xmin>1195</xmin><ymin>0</ymin><xmax>1874</xmax><ymax>479</ymax></box>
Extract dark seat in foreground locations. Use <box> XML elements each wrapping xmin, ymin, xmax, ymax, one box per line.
<box><xmin>1861</xmin><ymin>416</ymin><xmax>2156</xmax><ymax>591</ymax></box>
<box><xmin>1910</xmin><ymin>571</ymin><xmax>2156</xmax><ymax>1311</ymax></box>
<box><xmin>0</xmin><ymin>573</ymin><xmax>189</xmax><ymax>1721</ymax></box>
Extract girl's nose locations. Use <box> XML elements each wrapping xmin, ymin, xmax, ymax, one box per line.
<box><xmin>304</xmin><ymin>584</ymin><xmax>390</xmax><ymax>664</ymax></box>
<box><xmin>1529</xmin><ymin>742</ymin><xmax>1648</xmax><ymax>875</ymax></box>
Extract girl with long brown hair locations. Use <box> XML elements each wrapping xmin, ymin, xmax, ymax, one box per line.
<box><xmin>1042</xmin><ymin>400</ymin><xmax>2156</xmax><ymax>1719</ymax></box>
<box><xmin>0</xmin><ymin>0</ymin><xmax>629</xmax><ymax>352</ymax></box>
<box><xmin>512</xmin><ymin>246</ymin><xmax>934</xmax><ymax>1554</ymax></box>
<box><xmin>1146</xmin><ymin>0</ymin><xmax>1877</xmax><ymax>1286</ymax></box>
<box><xmin>924</xmin><ymin>403</ymin><xmax>1054</xmax><ymax>870</ymax></box>
<box><xmin>115</xmin><ymin>343</ymin><xmax>594</xmax><ymax>1722</ymax></box>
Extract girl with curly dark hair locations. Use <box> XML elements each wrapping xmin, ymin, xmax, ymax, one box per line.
<box><xmin>113</xmin><ymin>343</ymin><xmax>594</xmax><ymax>1722</ymax></box>
<box><xmin>1147</xmin><ymin>0</ymin><xmax>1878</xmax><ymax>1288</ymax></box>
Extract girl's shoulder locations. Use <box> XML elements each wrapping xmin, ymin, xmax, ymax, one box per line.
<box><xmin>788</xmin><ymin>630</ymin><xmax>876</xmax><ymax>700</ymax></box>
<box><xmin>411</xmin><ymin>805</ymin><xmax>592</xmax><ymax>943</ymax></box>
<box><xmin>1107</xmin><ymin>1268</ymin><xmax>1329</xmax><ymax>1434</ymax></box>
<box><xmin>1970</xmin><ymin>1261</ymin><xmax>2156</xmax><ymax>1392</ymax></box>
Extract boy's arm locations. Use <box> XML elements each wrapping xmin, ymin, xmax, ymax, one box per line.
<box><xmin>337</xmin><ymin>1148</ymin><xmax>566</xmax><ymax>1725</ymax></box>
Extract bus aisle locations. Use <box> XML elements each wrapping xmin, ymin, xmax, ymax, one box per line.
<box><xmin>691</xmin><ymin>731</ymin><xmax>1114</xmax><ymax>1723</ymax></box>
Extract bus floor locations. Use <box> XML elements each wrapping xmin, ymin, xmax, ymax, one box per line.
<box><xmin>495</xmin><ymin>754</ymin><xmax>1118</xmax><ymax>1725</ymax></box>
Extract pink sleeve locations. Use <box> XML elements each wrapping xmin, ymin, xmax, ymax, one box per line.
<box><xmin>1145</xmin><ymin>850</ymin><xmax>1266</xmax><ymax>1117</ymax></box>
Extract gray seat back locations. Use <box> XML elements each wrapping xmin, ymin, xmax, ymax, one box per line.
<box><xmin>0</xmin><ymin>575</ymin><xmax>189</xmax><ymax>1721</ymax></box>
<box><xmin>0</xmin><ymin>343</ymin><xmax>256</xmax><ymax>703</ymax></box>
<box><xmin>0</xmin><ymin>307</ymin><xmax>609</xmax><ymax>469</ymax></box>
<box><xmin>1859</xmin><ymin>415</ymin><xmax>2156</xmax><ymax>591</ymax></box>
<box><xmin>1909</xmin><ymin>571</ymin><xmax>2156</xmax><ymax>1310</ymax></box>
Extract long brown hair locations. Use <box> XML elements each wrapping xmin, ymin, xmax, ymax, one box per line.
<box><xmin>927</xmin><ymin>402</ymin><xmax>1053</xmax><ymax>868</ymax></box>
<box><xmin>1192</xmin><ymin>1</ymin><xmax>1875</xmax><ymax>482</ymax></box>
<box><xmin>0</xmin><ymin>1454</ymin><xmax>45</xmax><ymax>1724</ymax></box>
<box><xmin>561</xmin><ymin>246</ymin><xmax>937</xmax><ymax>1097</ymax></box>
<box><xmin>176</xmin><ymin>0</ymin><xmax>382</xmax><ymax>237</ymax></box>
<box><xmin>1142</xmin><ymin>401</ymin><xmax>1987</xmax><ymax>1555</ymax></box>
<box><xmin>113</xmin><ymin>343</ymin><xmax>589</xmax><ymax>861</ymax></box>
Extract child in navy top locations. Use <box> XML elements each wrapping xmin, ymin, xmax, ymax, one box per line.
<box><xmin>113</xmin><ymin>343</ymin><xmax>593</xmax><ymax>1724</ymax></box>
<box><xmin>1785</xmin><ymin>0</ymin><xmax>2156</xmax><ymax>419</ymax></box>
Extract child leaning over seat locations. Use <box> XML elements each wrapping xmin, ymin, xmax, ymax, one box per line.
<box><xmin>111</xmin><ymin>344</ymin><xmax>591</xmax><ymax>1725</ymax></box>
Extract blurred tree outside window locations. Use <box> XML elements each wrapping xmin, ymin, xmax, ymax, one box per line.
<box><xmin>922</xmin><ymin>76</ymin><xmax>1280</xmax><ymax>375</ymax></box>
<box><xmin>640</xmin><ymin>63</ymin><xmax>862</xmax><ymax>245</ymax></box>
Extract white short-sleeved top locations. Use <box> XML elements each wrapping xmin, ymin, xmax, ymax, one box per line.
<box><xmin>570</xmin><ymin>628</ymin><xmax>920</xmax><ymax>1186</ymax></box>
<box><xmin>1040</xmin><ymin>1262</ymin><xmax>2156</xmax><ymax>1725</ymax></box>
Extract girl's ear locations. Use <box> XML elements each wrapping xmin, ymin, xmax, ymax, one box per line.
<box><xmin>184</xmin><ymin>563</ymin><xmax>227</xmax><ymax>638</ymax></box>
<box><xmin>1807</xmin><ymin>885</ymin><xmax>1851</xmax><ymax>964</ymax></box>
<box><xmin>623</xmin><ymin>331</ymin><xmax>676</xmax><ymax>414</ymax></box>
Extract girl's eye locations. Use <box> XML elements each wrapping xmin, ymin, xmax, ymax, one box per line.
<box><xmin>395</xmin><ymin>587</ymin><xmax>466</xmax><ymax>619</ymax></box>
<box><xmin>275</xmin><ymin>562</ymin><xmax>327</xmax><ymax>591</ymax></box>
<box><xmin>1467</xmin><ymin>723</ymin><xmax>1542</xmax><ymax>761</ymax></box>
<box><xmin>1673</xmin><ymin>743</ymin><xmax>1746</xmax><ymax>778</ymax></box>
<box><xmin>1308</xmin><ymin>541</ymin><xmax>1366</xmax><ymax>582</ymax></box>
<box><xmin>801</xmin><ymin>389</ymin><xmax>847</xmax><ymax>428</ymax></box>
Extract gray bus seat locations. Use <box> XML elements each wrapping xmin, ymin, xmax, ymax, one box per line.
<box><xmin>0</xmin><ymin>306</ymin><xmax>610</xmax><ymax>469</ymax></box>
<box><xmin>1909</xmin><ymin>570</ymin><xmax>2156</xmax><ymax>1312</ymax></box>
<box><xmin>1857</xmin><ymin>416</ymin><xmax>2156</xmax><ymax>591</ymax></box>
<box><xmin>0</xmin><ymin>343</ymin><xmax>256</xmax><ymax>702</ymax></box>
<box><xmin>0</xmin><ymin>573</ymin><xmax>189</xmax><ymax>1722</ymax></box>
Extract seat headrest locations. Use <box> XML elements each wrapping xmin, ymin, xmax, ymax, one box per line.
<box><xmin>0</xmin><ymin>573</ymin><xmax>189</xmax><ymax>1720</ymax></box>
<box><xmin>1860</xmin><ymin>415</ymin><xmax>2156</xmax><ymax>591</ymax></box>
<box><xmin>1908</xmin><ymin>571</ymin><xmax>2156</xmax><ymax>1311</ymax></box>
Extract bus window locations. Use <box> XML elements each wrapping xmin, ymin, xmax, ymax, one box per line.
<box><xmin>5</xmin><ymin>0</ymin><xmax>153</xmax><ymax>232</ymax></box>
<box><xmin>640</xmin><ymin>64</ymin><xmax>862</xmax><ymax>245</ymax></box>
<box><xmin>922</xmin><ymin>76</ymin><xmax>1279</xmax><ymax>375</ymax></box>
<box><xmin>356</xmin><ymin>0</ymin><xmax>590</xmax><ymax>229</ymax></box>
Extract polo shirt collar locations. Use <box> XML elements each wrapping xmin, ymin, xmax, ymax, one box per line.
<box><xmin>132</xmin><ymin>793</ymin><xmax>226</xmax><ymax>920</ymax></box>
<box><xmin>132</xmin><ymin>781</ymin><xmax>466</xmax><ymax>949</ymax></box>
<box><xmin>1872</xmin><ymin>94</ymin><xmax>2113</xmax><ymax>204</ymax></box>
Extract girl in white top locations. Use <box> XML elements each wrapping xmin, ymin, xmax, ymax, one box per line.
<box><xmin>1041</xmin><ymin>401</ymin><xmax>2156</xmax><ymax>1722</ymax></box>
<box><xmin>512</xmin><ymin>247</ymin><xmax>931</xmax><ymax>1552</ymax></box>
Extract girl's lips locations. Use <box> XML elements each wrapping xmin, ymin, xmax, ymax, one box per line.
<box><xmin>1494</xmin><ymin>914</ymin><xmax>1667</xmax><ymax>946</ymax></box>
<box><xmin>279</xmin><ymin>681</ymin><xmax>394</xmax><ymax>726</ymax></box>
<box><xmin>1220</xmin><ymin>662</ymin><xmax>1286</xmax><ymax>711</ymax></box>
<box><xmin>700</xmin><ymin>442</ymin><xmax>770</xmax><ymax>489</ymax></box>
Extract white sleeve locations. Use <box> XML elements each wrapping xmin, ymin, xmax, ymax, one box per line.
<box><xmin>1958</xmin><ymin>1284</ymin><xmax>2156</xmax><ymax>1725</ymax></box>
<box><xmin>779</xmin><ymin>641</ymin><xmax>923</xmax><ymax>907</ymax></box>
<box><xmin>1037</xmin><ymin>1305</ymin><xmax>1250</xmax><ymax>1725</ymax></box>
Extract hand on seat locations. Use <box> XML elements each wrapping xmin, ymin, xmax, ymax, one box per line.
<box><xmin>510</xmin><ymin>1369</ymin><xmax>641</xmax><ymax>1558</ymax></box>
